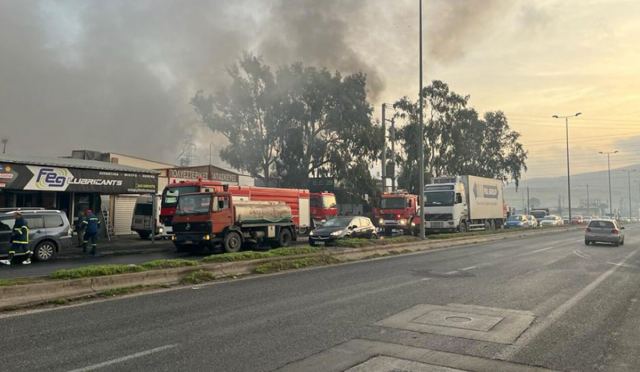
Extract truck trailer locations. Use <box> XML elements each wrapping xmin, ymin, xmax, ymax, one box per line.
<box><xmin>171</xmin><ymin>191</ymin><xmax>296</xmax><ymax>253</ymax></box>
<box><xmin>417</xmin><ymin>175</ymin><xmax>505</xmax><ymax>233</ymax></box>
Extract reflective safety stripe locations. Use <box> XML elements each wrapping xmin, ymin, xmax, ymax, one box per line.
<box><xmin>13</xmin><ymin>240</ymin><xmax>28</xmax><ymax>244</ymax></box>
<box><xmin>8</xmin><ymin>251</ymin><xmax>15</xmax><ymax>254</ymax></box>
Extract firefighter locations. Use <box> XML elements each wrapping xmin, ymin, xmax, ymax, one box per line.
<box><xmin>2</xmin><ymin>212</ymin><xmax>31</xmax><ymax>265</ymax></box>
<box><xmin>82</xmin><ymin>209</ymin><xmax>101</xmax><ymax>255</ymax></box>
<box><xmin>75</xmin><ymin>210</ymin><xmax>86</xmax><ymax>247</ymax></box>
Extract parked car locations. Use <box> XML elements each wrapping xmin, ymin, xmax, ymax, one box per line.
<box><xmin>0</xmin><ymin>209</ymin><xmax>73</xmax><ymax>262</ymax></box>
<box><xmin>585</xmin><ymin>219</ymin><xmax>625</xmax><ymax>246</ymax></box>
<box><xmin>571</xmin><ymin>215</ymin><xmax>584</xmax><ymax>225</ymax></box>
<box><xmin>309</xmin><ymin>216</ymin><xmax>377</xmax><ymax>246</ymax></box>
<box><xmin>527</xmin><ymin>215</ymin><xmax>538</xmax><ymax>227</ymax></box>
<box><xmin>540</xmin><ymin>215</ymin><xmax>563</xmax><ymax>227</ymax></box>
<box><xmin>504</xmin><ymin>215</ymin><xmax>531</xmax><ymax>229</ymax></box>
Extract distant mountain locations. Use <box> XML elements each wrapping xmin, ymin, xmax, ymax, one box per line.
<box><xmin>504</xmin><ymin>164</ymin><xmax>640</xmax><ymax>216</ymax></box>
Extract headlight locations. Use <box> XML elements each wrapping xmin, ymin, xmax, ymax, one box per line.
<box><xmin>171</xmin><ymin>235</ymin><xmax>176</xmax><ymax>241</ymax></box>
<box><xmin>411</xmin><ymin>222</ymin><xmax>416</xmax><ymax>227</ymax></box>
<box><xmin>158</xmin><ymin>227</ymin><xmax>164</xmax><ymax>233</ymax></box>
<box><xmin>378</xmin><ymin>218</ymin><xmax>384</xmax><ymax>225</ymax></box>
<box><xmin>309</xmin><ymin>230</ymin><xmax>315</xmax><ymax>236</ymax></box>
<box><xmin>203</xmin><ymin>234</ymin><xmax>211</xmax><ymax>240</ymax></box>
<box><xmin>331</xmin><ymin>230</ymin><xmax>343</xmax><ymax>236</ymax></box>
<box><xmin>399</xmin><ymin>219</ymin><xmax>407</xmax><ymax>225</ymax></box>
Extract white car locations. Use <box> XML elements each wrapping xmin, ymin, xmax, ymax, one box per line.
<box><xmin>540</xmin><ymin>215</ymin><xmax>563</xmax><ymax>227</ymax></box>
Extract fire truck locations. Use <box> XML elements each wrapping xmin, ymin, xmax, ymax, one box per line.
<box><xmin>374</xmin><ymin>191</ymin><xmax>419</xmax><ymax>235</ymax></box>
<box><xmin>160</xmin><ymin>180</ymin><xmax>311</xmax><ymax>234</ymax></box>
<box><xmin>310</xmin><ymin>192</ymin><xmax>338</xmax><ymax>226</ymax></box>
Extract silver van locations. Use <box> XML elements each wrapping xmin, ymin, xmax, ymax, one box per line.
<box><xmin>0</xmin><ymin>209</ymin><xmax>73</xmax><ymax>262</ymax></box>
<box><xmin>131</xmin><ymin>195</ymin><xmax>169</xmax><ymax>239</ymax></box>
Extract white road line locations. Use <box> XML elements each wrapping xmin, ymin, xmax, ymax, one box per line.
<box><xmin>460</xmin><ymin>266</ymin><xmax>477</xmax><ymax>271</ymax></box>
<box><xmin>67</xmin><ymin>344</ymin><xmax>178</xmax><ymax>372</ymax></box>
<box><xmin>516</xmin><ymin>246</ymin><xmax>555</xmax><ymax>257</ymax></box>
<box><xmin>444</xmin><ymin>270</ymin><xmax>458</xmax><ymax>275</ymax></box>
<box><xmin>572</xmin><ymin>249</ymin><xmax>590</xmax><ymax>259</ymax></box>
<box><xmin>496</xmin><ymin>248</ymin><xmax>640</xmax><ymax>361</ymax></box>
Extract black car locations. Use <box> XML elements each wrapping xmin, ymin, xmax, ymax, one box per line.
<box><xmin>309</xmin><ymin>216</ymin><xmax>377</xmax><ymax>246</ymax></box>
<box><xmin>0</xmin><ymin>209</ymin><xmax>73</xmax><ymax>262</ymax></box>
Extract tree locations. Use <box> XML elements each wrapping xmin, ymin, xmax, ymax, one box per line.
<box><xmin>392</xmin><ymin>80</ymin><xmax>527</xmax><ymax>191</ymax></box>
<box><xmin>191</xmin><ymin>54</ymin><xmax>279</xmax><ymax>181</ymax></box>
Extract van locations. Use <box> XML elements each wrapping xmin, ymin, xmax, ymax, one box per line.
<box><xmin>131</xmin><ymin>195</ymin><xmax>169</xmax><ymax>239</ymax></box>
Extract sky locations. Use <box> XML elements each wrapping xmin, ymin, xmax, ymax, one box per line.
<box><xmin>1</xmin><ymin>0</ymin><xmax>639</xmax><ymax>179</ymax></box>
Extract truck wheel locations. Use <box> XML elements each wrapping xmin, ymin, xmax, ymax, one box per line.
<box><xmin>224</xmin><ymin>232</ymin><xmax>242</xmax><ymax>253</ymax></box>
<box><xmin>277</xmin><ymin>228</ymin><xmax>293</xmax><ymax>248</ymax></box>
<box><xmin>458</xmin><ymin>221</ymin><xmax>467</xmax><ymax>233</ymax></box>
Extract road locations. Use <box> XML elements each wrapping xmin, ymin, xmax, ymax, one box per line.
<box><xmin>2</xmin><ymin>226</ymin><xmax>640</xmax><ymax>371</ymax></box>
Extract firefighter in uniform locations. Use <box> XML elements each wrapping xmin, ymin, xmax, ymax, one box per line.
<box><xmin>82</xmin><ymin>209</ymin><xmax>101</xmax><ymax>255</ymax></box>
<box><xmin>2</xmin><ymin>212</ymin><xmax>31</xmax><ymax>265</ymax></box>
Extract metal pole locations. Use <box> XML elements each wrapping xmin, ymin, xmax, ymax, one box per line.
<box><xmin>565</xmin><ymin>117</ymin><xmax>572</xmax><ymax>222</ymax></box>
<box><xmin>151</xmin><ymin>193</ymin><xmax>156</xmax><ymax>245</ymax></box>
<box><xmin>391</xmin><ymin>118</ymin><xmax>396</xmax><ymax>191</ymax></box>
<box><xmin>418</xmin><ymin>0</ymin><xmax>425</xmax><ymax>240</ymax></box>
<box><xmin>526</xmin><ymin>186</ymin><xmax>530</xmax><ymax>214</ymax></box>
<box><xmin>381</xmin><ymin>104</ymin><xmax>386</xmax><ymax>194</ymax></box>
<box><xmin>586</xmin><ymin>184</ymin><xmax>590</xmax><ymax>217</ymax></box>
<box><xmin>607</xmin><ymin>153</ymin><xmax>613</xmax><ymax>215</ymax></box>
<box><xmin>628</xmin><ymin>170</ymin><xmax>632</xmax><ymax>218</ymax></box>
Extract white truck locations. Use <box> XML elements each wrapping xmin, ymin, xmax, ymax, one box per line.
<box><xmin>422</xmin><ymin>175</ymin><xmax>505</xmax><ymax>233</ymax></box>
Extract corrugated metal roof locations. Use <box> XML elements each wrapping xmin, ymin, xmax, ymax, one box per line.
<box><xmin>0</xmin><ymin>154</ymin><xmax>159</xmax><ymax>175</ymax></box>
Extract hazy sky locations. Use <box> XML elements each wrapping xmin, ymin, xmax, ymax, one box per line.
<box><xmin>1</xmin><ymin>0</ymin><xmax>639</xmax><ymax>179</ymax></box>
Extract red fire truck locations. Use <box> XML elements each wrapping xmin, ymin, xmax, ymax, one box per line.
<box><xmin>373</xmin><ymin>191</ymin><xmax>419</xmax><ymax>235</ymax></box>
<box><xmin>310</xmin><ymin>192</ymin><xmax>338</xmax><ymax>226</ymax></box>
<box><xmin>160</xmin><ymin>180</ymin><xmax>311</xmax><ymax>233</ymax></box>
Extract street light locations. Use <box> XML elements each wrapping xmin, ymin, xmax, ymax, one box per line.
<box><xmin>599</xmin><ymin>150</ymin><xmax>619</xmax><ymax>216</ymax></box>
<box><xmin>418</xmin><ymin>0</ymin><xmax>425</xmax><ymax>240</ymax></box>
<box><xmin>552</xmin><ymin>112</ymin><xmax>581</xmax><ymax>223</ymax></box>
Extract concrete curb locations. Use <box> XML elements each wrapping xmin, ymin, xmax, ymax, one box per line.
<box><xmin>0</xmin><ymin>227</ymin><xmax>579</xmax><ymax>310</ymax></box>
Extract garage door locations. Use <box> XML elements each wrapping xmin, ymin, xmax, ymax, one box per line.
<box><xmin>113</xmin><ymin>195</ymin><xmax>139</xmax><ymax>235</ymax></box>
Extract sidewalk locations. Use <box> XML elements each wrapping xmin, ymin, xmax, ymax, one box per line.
<box><xmin>60</xmin><ymin>235</ymin><xmax>174</xmax><ymax>259</ymax></box>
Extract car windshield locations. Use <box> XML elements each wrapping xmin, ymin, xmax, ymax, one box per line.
<box><xmin>134</xmin><ymin>203</ymin><xmax>153</xmax><ymax>216</ymax></box>
<box><xmin>588</xmin><ymin>220</ymin><xmax>615</xmax><ymax>228</ymax></box>
<box><xmin>381</xmin><ymin>197</ymin><xmax>407</xmax><ymax>209</ymax></box>
<box><xmin>322</xmin><ymin>217</ymin><xmax>352</xmax><ymax>228</ymax></box>
<box><xmin>508</xmin><ymin>215</ymin><xmax>524</xmax><ymax>221</ymax></box>
<box><xmin>424</xmin><ymin>191</ymin><xmax>454</xmax><ymax>206</ymax></box>
<box><xmin>163</xmin><ymin>186</ymin><xmax>199</xmax><ymax>207</ymax></box>
<box><xmin>176</xmin><ymin>194</ymin><xmax>211</xmax><ymax>215</ymax></box>
<box><xmin>542</xmin><ymin>216</ymin><xmax>557</xmax><ymax>220</ymax></box>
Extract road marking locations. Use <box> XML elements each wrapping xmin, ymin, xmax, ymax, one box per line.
<box><xmin>496</xmin><ymin>248</ymin><xmax>640</xmax><ymax>361</ymax></box>
<box><xmin>606</xmin><ymin>261</ymin><xmax>639</xmax><ymax>269</ymax></box>
<box><xmin>572</xmin><ymin>249</ymin><xmax>590</xmax><ymax>259</ymax></box>
<box><xmin>516</xmin><ymin>246</ymin><xmax>555</xmax><ymax>257</ymax></box>
<box><xmin>444</xmin><ymin>270</ymin><xmax>458</xmax><ymax>275</ymax></box>
<box><xmin>460</xmin><ymin>266</ymin><xmax>477</xmax><ymax>271</ymax></box>
<box><xmin>67</xmin><ymin>344</ymin><xmax>178</xmax><ymax>372</ymax></box>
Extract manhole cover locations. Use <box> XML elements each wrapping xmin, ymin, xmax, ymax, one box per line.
<box><xmin>413</xmin><ymin>310</ymin><xmax>503</xmax><ymax>332</ymax></box>
<box><xmin>445</xmin><ymin>316</ymin><xmax>472</xmax><ymax>323</ymax></box>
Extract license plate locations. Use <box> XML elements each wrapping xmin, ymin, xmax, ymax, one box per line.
<box><xmin>184</xmin><ymin>240</ymin><xmax>193</xmax><ymax>244</ymax></box>
<box><xmin>314</xmin><ymin>241</ymin><xmax>325</xmax><ymax>245</ymax></box>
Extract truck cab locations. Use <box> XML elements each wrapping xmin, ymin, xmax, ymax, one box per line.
<box><xmin>422</xmin><ymin>178</ymin><xmax>467</xmax><ymax>233</ymax></box>
<box><xmin>374</xmin><ymin>191</ymin><xmax>419</xmax><ymax>235</ymax></box>
<box><xmin>310</xmin><ymin>192</ymin><xmax>338</xmax><ymax>227</ymax></box>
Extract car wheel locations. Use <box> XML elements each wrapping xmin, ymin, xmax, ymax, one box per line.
<box><xmin>621</xmin><ymin>238</ymin><xmax>625</xmax><ymax>246</ymax></box>
<box><xmin>371</xmin><ymin>232</ymin><xmax>379</xmax><ymax>240</ymax></box>
<box><xmin>613</xmin><ymin>241</ymin><xmax>619</xmax><ymax>247</ymax></box>
<box><xmin>34</xmin><ymin>240</ymin><xmax>57</xmax><ymax>262</ymax></box>
<box><xmin>584</xmin><ymin>239</ymin><xmax>590</xmax><ymax>246</ymax></box>
<box><xmin>223</xmin><ymin>231</ymin><xmax>243</xmax><ymax>253</ymax></box>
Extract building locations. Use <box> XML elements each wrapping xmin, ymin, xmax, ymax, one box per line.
<box><xmin>0</xmin><ymin>153</ymin><xmax>158</xmax><ymax>236</ymax></box>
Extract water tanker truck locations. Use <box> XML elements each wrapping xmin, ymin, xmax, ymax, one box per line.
<box><xmin>171</xmin><ymin>191</ymin><xmax>296</xmax><ymax>253</ymax></box>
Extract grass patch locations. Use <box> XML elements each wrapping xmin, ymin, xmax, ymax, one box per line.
<box><xmin>0</xmin><ymin>278</ymin><xmax>39</xmax><ymax>287</ymax></box>
<box><xmin>98</xmin><ymin>285</ymin><xmax>144</xmax><ymax>297</ymax></box>
<box><xmin>50</xmin><ymin>264</ymin><xmax>145</xmax><ymax>280</ymax></box>
<box><xmin>202</xmin><ymin>246</ymin><xmax>320</xmax><ymax>263</ymax></box>
<box><xmin>140</xmin><ymin>259</ymin><xmax>198</xmax><ymax>270</ymax></box>
<box><xmin>337</xmin><ymin>235</ymin><xmax>420</xmax><ymax>248</ymax></box>
<box><xmin>254</xmin><ymin>255</ymin><xmax>340</xmax><ymax>274</ymax></box>
<box><xmin>181</xmin><ymin>270</ymin><xmax>217</xmax><ymax>284</ymax></box>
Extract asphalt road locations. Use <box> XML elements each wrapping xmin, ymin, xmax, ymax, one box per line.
<box><xmin>2</xmin><ymin>226</ymin><xmax>640</xmax><ymax>371</ymax></box>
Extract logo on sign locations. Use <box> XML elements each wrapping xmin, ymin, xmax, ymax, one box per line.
<box><xmin>36</xmin><ymin>167</ymin><xmax>68</xmax><ymax>188</ymax></box>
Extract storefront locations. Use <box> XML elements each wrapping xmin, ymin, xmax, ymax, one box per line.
<box><xmin>0</xmin><ymin>154</ymin><xmax>158</xmax><ymax>235</ymax></box>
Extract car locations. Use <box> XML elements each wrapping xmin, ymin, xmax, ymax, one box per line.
<box><xmin>309</xmin><ymin>216</ymin><xmax>377</xmax><ymax>246</ymax></box>
<box><xmin>585</xmin><ymin>219</ymin><xmax>625</xmax><ymax>246</ymax></box>
<box><xmin>540</xmin><ymin>215</ymin><xmax>563</xmax><ymax>227</ymax></box>
<box><xmin>571</xmin><ymin>215</ymin><xmax>584</xmax><ymax>225</ymax></box>
<box><xmin>0</xmin><ymin>209</ymin><xmax>73</xmax><ymax>262</ymax></box>
<box><xmin>504</xmin><ymin>214</ymin><xmax>531</xmax><ymax>228</ymax></box>
<box><xmin>530</xmin><ymin>210</ymin><xmax>548</xmax><ymax>221</ymax></box>
<box><xmin>527</xmin><ymin>215</ymin><xmax>538</xmax><ymax>227</ymax></box>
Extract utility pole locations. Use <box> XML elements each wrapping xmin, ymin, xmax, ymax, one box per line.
<box><xmin>391</xmin><ymin>117</ymin><xmax>396</xmax><ymax>191</ymax></box>
<box><xmin>1</xmin><ymin>138</ymin><xmax>7</xmax><ymax>154</ymax></box>
<box><xmin>599</xmin><ymin>150</ymin><xmax>618</xmax><ymax>216</ymax></box>
<box><xmin>586</xmin><ymin>184</ymin><xmax>590</xmax><ymax>217</ymax></box>
<box><xmin>526</xmin><ymin>185</ymin><xmax>530</xmax><ymax>214</ymax></box>
<box><xmin>553</xmin><ymin>113</ymin><xmax>581</xmax><ymax>224</ymax></box>
<box><xmin>623</xmin><ymin>169</ymin><xmax>636</xmax><ymax>218</ymax></box>
<box><xmin>381</xmin><ymin>103</ymin><xmax>386</xmax><ymax>193</ymax></box>
<box><xmin>418</xmin><ymin>0</ymin><xmax>425</xmax><ymax>240</ymax></box>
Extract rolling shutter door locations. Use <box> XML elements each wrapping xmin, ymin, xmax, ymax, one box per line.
<box><xmin>113</xmin><ymin>195</ymin><xmax>138</xmax><ymax>235</ymax></box>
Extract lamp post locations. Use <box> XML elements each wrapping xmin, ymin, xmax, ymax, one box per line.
<box><xmin>599</xmin><ymin>150</ymin><xmax>619</xmax><ymax>216</ymax></box>
<box><xmin>418</xmin><ymin>0</ymin><xmax>425</xmax><ymax>239</ymax></box>
<box><xmin>552</xmin><ymin>112</ymin><xmax>581</xmax><ymax>223</ymax></box>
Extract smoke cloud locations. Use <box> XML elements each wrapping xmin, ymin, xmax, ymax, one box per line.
<box><xmin>0</xmin><ymin>0</ymin><xmax>518</xmax><ymax>166</ymax></box>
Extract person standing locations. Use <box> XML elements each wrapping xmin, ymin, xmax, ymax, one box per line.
<box><xmin>82</xmin><ymin>209</ymin><xmax>100</xmax><ymax>255</ymax></box>
<box><xmin>1</xmin><ymin>212</ymin><xmax>31</xmax><ymax>265</ymax></box>
<box><xmin>75</xmin><ymin>210</ymin><xmax>85</xmax><ymax>247</ymax></box>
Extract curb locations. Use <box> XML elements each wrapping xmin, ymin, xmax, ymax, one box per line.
<box><xmin>0</xmin><ymin>227</ymin><xmax>579</xmax><ymax>310</ymax></box>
